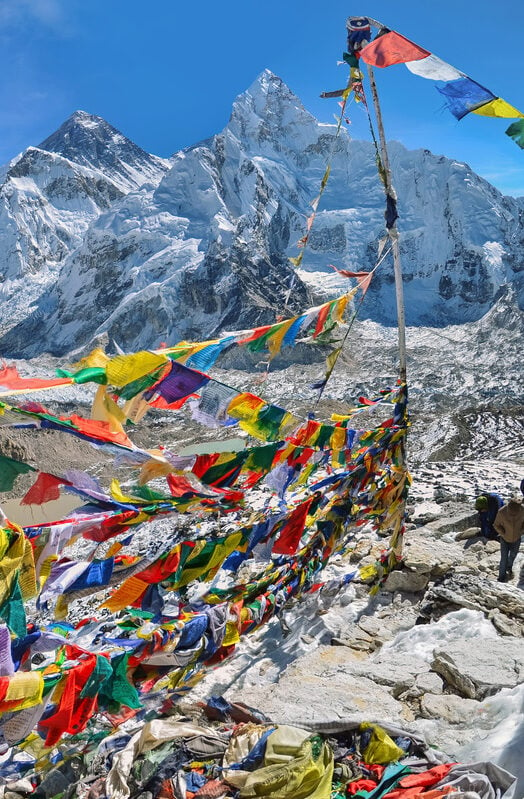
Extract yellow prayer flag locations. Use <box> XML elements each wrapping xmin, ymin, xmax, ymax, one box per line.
<box><xmin>333</xmin><ymin>288</ymin><xmax>356</xmax><ymax>321</ymax></box>
<box><xmin>222</xmin><ymin>621</ymin><xmax>240</xmax><ymax>647</ymax></box>
<box><xmin>138</xmin><ymin>459</ymin><xmax>174</xmax><ymax>485</ymax></box>
<box><xmin>91</xmin><ymin>386</ymin><xmax>127</xmax><ymax>434</ymax></box>
<box><xmin>71</xmin><ymin>347</ymin><xmax>110</xmax><ymax>370</ymax></box>
<box><xmin>54</xmin><ymin>594</ymin><xmax>69</xmax><ymax>621</ymax></box>
<box><xmin>226</xmin><ymin>394</ymin><xmax>265</xmax><ymax>421</ymax></box>
<box><xmin>320</xmin><ymin>165</ymin><xmax>331</xmax><ymax>190</ymax></box>
<box><xmin>174</xmin><ymin>536</ymin><xmax>244</xmax><ymax>589</ymax></box>
<box><xmin>267</xmin><ymin>318</ymin><xmax>297</xmax><ymax>358</ymax></box>
<box><xmin>123</xmin><ymin>394</ymin><xmax>151</xmax><ymax>424</ymax></box>
<box><xmin>106</xmin><ymin>351</ymin><xmax>169</xmax><ymax>388</ymax></box>
<box><xmin>472</xmin><ymin>98</ymin><xmax>524</xmax><ymax>119</ymax></box>
<box><xmin>2</xmin><ymin>672</ymin><xmax>44</xmax><ymax>712</ymax></box>
<box><xmin>329</xmin><ymin>427</ymin><xmax>347</xmax><ymax>452</ymax></box>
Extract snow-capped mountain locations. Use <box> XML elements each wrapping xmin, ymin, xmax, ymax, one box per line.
<box><xmin>0</xmin><ymin>70</ymin><xmax>522</xmax><ymax>356</ymax></box>
<box><xmin>38</xmin><ymin>110</ymin><xmax>169</xmax><ymax>192</ymax></box>
<box><xmin>0</xmin><ymin>111</ymin><xmax>169</xmax><ymax>332</ymax></box>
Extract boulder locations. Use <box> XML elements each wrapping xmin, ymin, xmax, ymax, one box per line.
<box><xmin>420</xmin><ymin>573</ymin><xmax>524</xmax><ymax>622</ymax></box>
<box><xmin>226</xmin><ymin>645</ymin><xmax>407</xmax><ymax>725</ymax></box>
<box><xmin>420</xmin><ymin>692</ymin><xmax>483</xmax><ymax>724</ymax></box>
<box><xmin>431</xmin><ymin>637</ymin><xmax>524</xmax><ymax>699</ymax></box>
<box><xmin>414</xmin><ymin>671</ymin><xmax>444</xmax><ymax>695</ymax></box>
<box><xmin>402</xmin><ymin>529</ymin><xmax>468</xmax><ymax>579</ymax></box>
<box><xmin>425</xmin><ymin>511</ymin><xmax>479</xmax><ymax>537</ymax></box>
<box><xmin>488</xmin><ymin>609</ymin><xmax>524</xmax><ymax>637</ymax></box>
<box><xmin>348</xmin><ymin>652</ymin><xmax>432</xmax><ymax>700</ymax></box>
<box><xmin>383</xmin><ymin>569</ymin><xmax>430</xmax><ymax>593</ymax></box>
<box><xmin>455</xmin><ymin>527</ymin><xmax>481</xmax><ymax>541</ymax></box>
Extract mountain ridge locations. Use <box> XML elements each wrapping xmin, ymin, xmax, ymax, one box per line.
<box><xmin>0</xmin><ymin>70</ymin><xmax>522</xmax><ymax>356</ymax></box>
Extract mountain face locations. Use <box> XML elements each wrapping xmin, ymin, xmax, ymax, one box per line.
<box><xmin>37</xmin><ymin>110</ymin><xmax>168</xmax><ymax>192</ymax></box>
<box><xmin>0</xmin><ymin>111</ymin><xmax>169</xmax><ymax>332</ymax></box>
<box><xmin>0</xmin><ymin>71</ymin><xmax>523</xmax><ymax>356</ymax></box>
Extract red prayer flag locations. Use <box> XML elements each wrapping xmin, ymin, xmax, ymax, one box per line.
<box><xmin>236</xmin><ymin>325</ymin><xmax>273</xmax><ymax>345</ymax></box>
<box><xmin>359</xmin><ymin>30</ymin><xmax>430</xmax><ymax>68</ymax></box>
<box><xmin>65</xmin><ymin>414</ymin><xmax>133</xmax><ymax>448</ymax></box>
<box><xmin>20</xmin><ymin>472</ymin><xmax>66</xmax><ymax>505</ymax></box>
<box><xmin>167</xmin><ymin>474</ymin><xmax>202</xmax><ymax>497</ymax></box>
<box><xmin>313</xmin><ymin>303</ymin><xmax>331</xmax><ymax>338</ymax></box>
<box><xmin>149</xmin><ymin>394</ymin><xmax>196</xmax><ymax>410</ymax></box>
<box><xmin>0</xmin><ymin>363</ymin><xmax>74</xmax><ymax>392</ymax></box>
<box><xmin>272</xmin><ymin>497</ymin><xmax>314</xmax><ymax>555</ymax></box>
<box><xmin>192</xmin><ymin>453</ymin><xmax>221</xmax><ymax>478</ymax></box>
<box><xmin>330</xmin><ymin>265</ymin><xmax>373</xmax><ymax>295</ymax></box>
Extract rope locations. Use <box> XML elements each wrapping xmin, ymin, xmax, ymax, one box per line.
<box><xmin>314</xmin><ymin>244</ymin><xmax>392</xmax><ymax>405</ymax></box>
<box><xmin>289</xmin><ymin>75</ymin><xmax>355</xmax><ymax>270</ymax></box>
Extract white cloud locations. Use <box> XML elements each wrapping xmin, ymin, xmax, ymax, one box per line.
<box><xmin>0</xmin><ymin>0</ymin><xmax>69</xmax><ymax>35</ymax></box>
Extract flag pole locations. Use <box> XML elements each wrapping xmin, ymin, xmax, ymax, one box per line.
<box><xmin>365</xmin><ymin>63</ymin><xmax>407</xmax><ymax>383</ymax></box>
<box><xmin>364</xmin><ymin>59</ymin><xmax>408</xmax><ymax>563</ymax></box>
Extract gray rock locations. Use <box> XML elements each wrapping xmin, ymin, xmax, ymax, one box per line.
<box><xmin>420</xmin><ymin>573</ymin><xmax>524</xmax><ymax>622</ymax></box>
<box><xmin>402</xmin><ymin>530</ymin><xmax>468</xmax><ymax>579</ymax></box>
<box><xmin>383</xmin><ymin>569</ymin><xmax>430</xmax><ymax>593</ymax></box>
<box><xmin>226</xmin><ymin>645</ymin><xmax>407</xmax><ymax>725</ymax></box>
<box><xmin>488</xmin><ymin>610</ymin><xmax>524</xmax><ymax>637</ymax></box>
<box><xmin>357</xmin><ymin>615</ymin><xmax>385</xmax><ymax>637</ymax></box>
<box><xmin>350</xmin><ymin>652</ymin><xmax>431</xmax><ymax>700</ymax></box>
<box><xmin>349</xmin><ymin>539</ymin><xmax>372</xmax><ymax>564</ymax></box>
<box><xmin>426</xmin><ymin>511</ymin><xmax>479</xmax><ymax>536</ymax></box>
<box><xmin>420</xmin><ymin>692</ymin><xmax>483</xmax><ymax>724</ymax></box>
<box><xmin>431</xmin><ymin>637</ymin><xmax>524</xmax><ymax>699</ymax></box>
<box><xmin>455</xmin><ymin>527</ymin><xmax>482</xmax><ymax>541</ymax></box>
<box><xmin>415</xmin><ymin>671</ymin><xmax>444</xmax><ymax>695</ymax></box>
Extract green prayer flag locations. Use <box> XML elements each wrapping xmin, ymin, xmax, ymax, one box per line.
<box><xmin>80</xmin><ymin>655</ymin><xmax>113</xmax><ymax>699</ymax></box>
<box><xmin>0</xmin><ymin>577</ymin><xmax>27</xmax><ymax>637</ymax></box>
<box><xmin>0</xmin><ymin>455</ymin><xmax>35</xmax><ymax>492</ymax></box>
<box><xmin>201</xmin><ymin>451</ymin><xmax>248</xmax><ymax>485</ymax></box>
<box><xmin>315</xmin><ymin>424</ymin><xmax>334</xmax><ymax>449</ymax></box>
<box><xmin>114</xmin><ymin>366</ymin><xmax>167</xmax><ymax>400</ymax></box>
<box><xmin>245</xmin><ymin>442</ymin><xmax>279</xmax><ymax>472</ymax></box>
<box><xmin>506</xmin><ymin>119</ymin><xmax>524</xmax><ymax>149</ymax></box>
<box><xmin>250</xmin><ymin>405</ymin><xmax>288</xmax><ymax>441</ymax></box>
<box><xmin>98</xmin><ymin>652</ymin><xmax>141</xmax><ymax>712</ymax></box>
<box><xmin>57</xmin><ymin>366</ymin><xmax>108</xmax><ymax>385</ymax></box>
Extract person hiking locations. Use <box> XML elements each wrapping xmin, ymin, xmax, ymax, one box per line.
<box><xmin>493</xmin><ymin>496</ymin><xmax>524</xmax><ymax>582</ymax></box>
<box><xmin>474</xmin><ymin>492</ymin><xmax>503</xmax><ymax>539</ymax></box>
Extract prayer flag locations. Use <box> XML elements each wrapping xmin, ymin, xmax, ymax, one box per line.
<box><xmin>359</xmin><ymin>30</ymin><xmax>430</xmax><ymax>68</ymax></box>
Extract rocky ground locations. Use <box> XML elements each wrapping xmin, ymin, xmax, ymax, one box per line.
<box><xmin>0</xmin><ymin>309</ymin><xmax>523</xmax><ymax>793</ymax></box>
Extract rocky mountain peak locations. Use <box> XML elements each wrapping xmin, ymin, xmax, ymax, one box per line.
<box><xmin>38</xmin><ymin>110</ymin><xmax>125</xmax><ymax>159</ymax></box>
<box><xmin>227</xmin><ymin>69</ymin><xmax>318</xmax><ymax>151</ymax></box>
<box><xmin>37</xmin><ymin>109</ymin><xmax>169</xmax><ymax>191</ymax></box>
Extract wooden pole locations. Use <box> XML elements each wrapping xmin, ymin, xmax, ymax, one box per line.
<box><xmin>365</xmin><ymin>63</ymin><xmax>407</xmax><ymax>383</ymax></box>
<box><xmin>364</xmin><ymin>61</ymin><xmax>408</xmax><ymax>562</ymax></box>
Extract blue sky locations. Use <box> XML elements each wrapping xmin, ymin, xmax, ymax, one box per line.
<box><xmin>0</xmin><ymin>0</ymin><xmax>523</xmax><ymax>195</ymax></box>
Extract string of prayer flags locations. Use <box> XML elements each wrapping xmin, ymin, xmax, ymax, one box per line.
<box><xmin>289</xmin><ymin>75</ymin><xmax>356</xmax><ymax>268</ymax></box>
<box><xmin>0</xmin><ymin>400</ymin><xmax>150</xmax><ymax>460</ymax></box>
<box><xmin>355</xmin><ymin>22</ymin><xmax>524</xmax><ymax>148</ymax></box>
<box><xmin>155</xmin><ymin>294</ymin><xmax>351</xmax><ymax>367</ymax></box>
<box><xmin>0</xmin><ymin>380</ymin><xmax>410</xmax><ymax>753</ymax></box>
